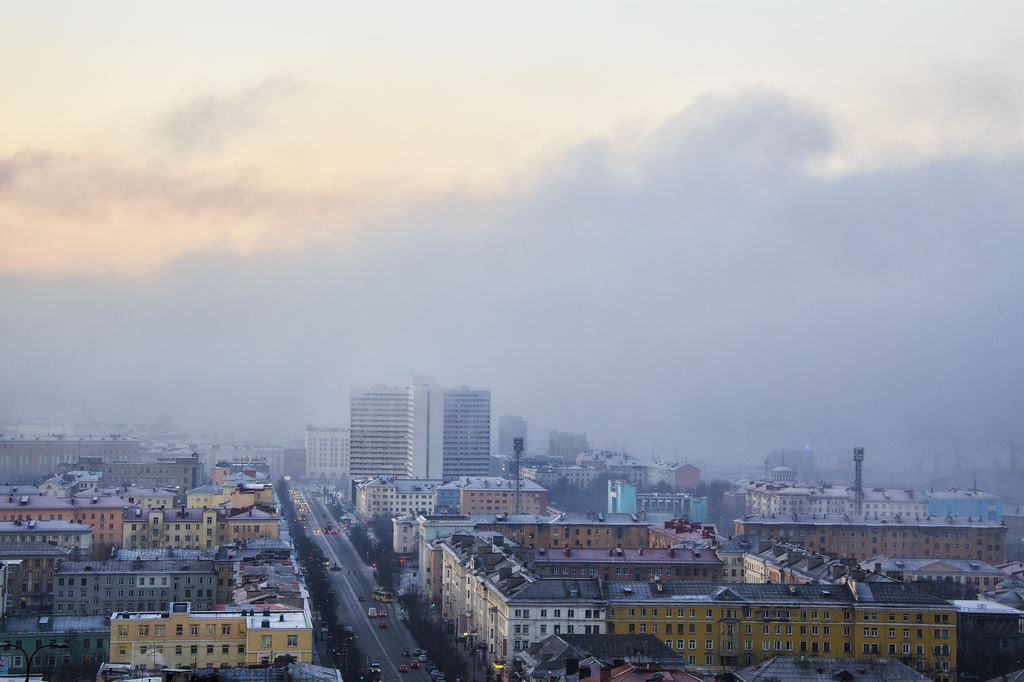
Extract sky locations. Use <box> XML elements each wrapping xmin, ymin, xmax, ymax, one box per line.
<box><xmin>2</xmin><ymin>2</ymin><xmax>1024</xmax><ymax>470</ymax></box>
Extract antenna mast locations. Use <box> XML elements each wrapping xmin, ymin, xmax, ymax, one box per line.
<box><xmin>513</xmin><ymin>437</ymin><xmax>524</xmax><ymax>514</ymax></box>
<box><xmin>853</xmin><ymin>447</ymin><xmax>864</xmax><ymax>516</ymax></box>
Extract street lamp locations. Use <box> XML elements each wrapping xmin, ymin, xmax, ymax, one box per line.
<box><xmin>2</xmin><ymin>641</ymin><xmax>70</xmax><ymax>682</ymax></box>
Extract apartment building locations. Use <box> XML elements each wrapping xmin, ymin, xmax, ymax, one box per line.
<box><xmin>735</xmin><ymin>514</ymin><xmax>1008</xmax><ymax>564</ymax></box>
<box><xmin>0</xmin><ymin>434</ymin><xmax>139</xmax><ymax>481</ymax></box>
<box><xmin>0</xmin><ymin>493</ymin><xmax>133</xmax><ymax>547</ymax></box>
<box><xmin>304</xmin><ymin>426</ymin><xmax>349</xmax><ymax>482</ymax></box>
<box><xmin>108</xmin><ymin>603</ymin><xmax>312</xmax><ymax>669</ymax></box>
<box><xmin>716</xmin><ymin>534</ymin><xmax>772</xmax><ymax>583</ymax></box>
<box><xmin>435</xmin><ymin>477</ymin><xmax>548</xmax><ymax>515</ymax></box>
<box><xmin>121</xmin><ymin>505</ymin><xmax>278</xmax><ymax>551</ymax></box>
<box><xmin>474</xmin><ymin>511</ymin><xmax>662</xmax><ymax>550</ymax></box>
<box><xmin>863</xmin><ymin>555</ymin><xmax>1006</xmax><ymax>590</ymax></box>
<box><xmin>79</xmin><ymin>454</ymin><xmax>199</xmax><ymax>490</ymax></box>
<box><xmin>353</xmin><ymin>477</ymin><xmax>442</xmax><ymax>518</ymax></box>
<box><xmin>0</xmin><ymin>542</ymin><xmax>72</xmax><ymax>612</ymax></box>
<box><xmin>55</xmin><ymin>558</ymin><xmax>218</xmax><ymax>615</ymax></box>
<box><xmin>603</xmin><ymin>581</ymin><xmax>957</xmax><ymax>680</ymax></box>
<box><xmin>0</xmin><ymin>519</ymin><xmax>93</xmax><ymax>551</ymax></box>
<box><xmin>350</xmin><ymin>375</ymin><xmax>492</xmax><ymax>480</ymax></box>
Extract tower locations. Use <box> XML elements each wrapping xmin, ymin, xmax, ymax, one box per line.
<box><xmin>512</xmin><ymin>437</ymin><xmax>524</xmax><ymax>514</ymax></box>
<box><xmin>853</xmin><ymin>447</ymin><xmax>864</xmax><ymax>516</ymax></box>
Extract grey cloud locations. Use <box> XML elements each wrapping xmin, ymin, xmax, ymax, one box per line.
<box><xmin>155</xmin><ymin>76</ymin><xmax>305</xmax><ymax>155</ymax></box>
<box><xmin>2</xmin><ymin>92</ymin><xmax>1023</xmax><ymax>474</ymax></box>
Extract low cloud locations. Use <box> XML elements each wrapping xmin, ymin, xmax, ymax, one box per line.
<box><xmin>2</xmin><ymin>92</ymin><xmax>1023</xmax><ymax>471</ymax></box>
<box><xmin>155</xmin><ymin>76</ymin><xmax>305</xmax><ymax>156</ymax></box>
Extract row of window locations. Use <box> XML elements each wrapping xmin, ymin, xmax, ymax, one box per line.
<box><xmin>512</xmin><ymin>608</ymin><xmax>602</xmax><ymax>618</ymax></box>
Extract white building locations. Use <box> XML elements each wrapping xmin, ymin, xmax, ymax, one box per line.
<box><xmin>350</xmin><ymin>374</ymin><xmax>491</xmax><ymax>480</ymax></box>
<box><xmin>304</xmin><ymin>426</ymin><xmax>349</xmax><ymax>482</ymax></box>
<box><xmin>744</xmin><ymin>478</ymin><xmax>929</xmax><ymax>518</ymax></box>
<box><xmin>353</xmin><ymin>476</ymin><xmax>443</xmax><ymax>518</ymax></box>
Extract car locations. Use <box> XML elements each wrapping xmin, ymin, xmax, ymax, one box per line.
<box><xmin>413</xmin><ymin>649</ymin><xmax>422</xmax><ymax>657</ymax></box>
<box><xmin>418</xmin><ymin>655</ymin><xmax>427</xmax><ymax>663</ymax></box>
<box><xmin>358</xmin><ymin>596</ymin><xmax>365</xmax><ymax>601</ymax></box>
<box><xmin>330</xmin><ymin>566</ymin><xmax>342</xmax><ymax>571</ymax></box>
<box><xmin>378</xmin><ymin>621</ymin><xmax>388</xmax><ymax>628</ymax></box>
<box><xmin>370</xmin><ymin>662</ymin><xmax>381</xmax><ymax>671</ymax></box>
<box><xmin>378</xmin><ymin>611</ymin><xmax>387</xmax><ymax>618</ymax></box>
<box><xmin>399</xmin><ymin>666</ymin><xmax>408</xmax><ymax>674</ymax></box>
<box><xmin>402</xmin><ymin>650</ymin><xmax>411</xmax><ymax>657</ymax></box>
<box><xmin>410</xmin><ymin>662</ymin><xmax>420</xmax><ymax>669</ymax></box>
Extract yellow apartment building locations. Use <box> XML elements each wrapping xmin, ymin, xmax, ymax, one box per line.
<box><xmin>602</xmin><ymin>580</ymin><xmax>956</xmax><ymax>682</ymax></box>
<box><xmin>122</xmin><ymin>506</ymin><xmax>278</xmax><ymax>551</ymax></box>
<box><xmin>109</xmin><ymin>602</ymin><xmax>312</xmax><ymax>669</ymax></box>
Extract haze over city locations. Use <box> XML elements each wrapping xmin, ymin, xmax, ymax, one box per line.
<box><xmin>3</xmin><ymin>2</ymin><xmax>1024</xmax><ymax>472</ymax></box>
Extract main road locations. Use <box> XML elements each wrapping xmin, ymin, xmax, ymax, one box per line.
<box><xmin>300</xmin><ymin>490</ymin><xmax>429</xmax><ymax>682</ymax></box>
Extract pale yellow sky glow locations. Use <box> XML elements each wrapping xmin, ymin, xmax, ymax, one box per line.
<box><xmin>2</xmin><ymin>1</ymin><xmax>1022</xmax><ymax>277</ymax></box>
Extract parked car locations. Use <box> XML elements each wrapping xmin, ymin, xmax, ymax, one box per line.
<box><xmin>418</xmin><ymin>655</ymin><xmax>427</xmax><ymax>663</ymax></box>
<box><xmin>413</xmin><ymin>649</ymin><xmax>422</xmax><ymax>657</ymax></box>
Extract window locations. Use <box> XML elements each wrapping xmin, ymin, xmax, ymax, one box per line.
<box><xmin>261</xmin><ymin>635</ymin><xmax>273</xmax><ymax>648</ymax></box>
<box><xmin>238</xmin><ymin>645</ymin><xmax>246</xmax><ymax>654</ymax></box>
<box><xmin>189</xmin><ymin>625</ymin><xmax>199</xmax><ymax>636</ymax></box>
<box><xmin>287</xmin><ymin>635</ymin><xmax>298</xmax><ymax>647</ymax></box>
<box><xmin>206</xmin><ymin>625</ymin><xmax>215</xmax><ymax>636</ymax></box>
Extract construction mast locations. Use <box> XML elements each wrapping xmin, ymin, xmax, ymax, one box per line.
<box><xmin>513</xmin><ymin>437</ymin><xmax>524</xmax><ymax>514</ymax></box>
<box><xmin>853</xmin><ymin>447</ymin><xmax>864</xmax><ymax>516</ymax></box>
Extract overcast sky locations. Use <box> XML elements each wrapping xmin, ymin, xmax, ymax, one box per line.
<box><xmin>2</xmin><ymin>2</ymin><xmax>1023</xmax><ymax>469</ymax></box>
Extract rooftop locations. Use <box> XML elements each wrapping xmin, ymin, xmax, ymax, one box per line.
<box><xmin>532</xmin><ymin>546</ymin><xmax>722</xmax><ymax>565</ymax></box>
<box><xmin>734</xmin><ymin>656</ymin><xmax>931</xmax><ymax>681</ymax></box>
<box><xmin>739</xmin><ymin>513</ymin><xmax>1005</xmax><ymax>528</ymax></box>
<box><xmin>57</xmin><ymin>559</ymin><xmax>215</xmax><ymax>574</ymax></box>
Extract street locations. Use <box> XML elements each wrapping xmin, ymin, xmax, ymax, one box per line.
<box><xmin>301</xmin><ymin>490</ymin><xmax>431</xmax><ymax>682</ymax></box>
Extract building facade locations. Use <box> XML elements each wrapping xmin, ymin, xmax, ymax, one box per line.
<box><xmin>121</xmin><ymin>506</ymin><xmax>278</xmax><ymax>551</ymax></box>
<box><xmin>304</xmin><ymin>426</ymin><xmax>349</xmax><ymax>482</ymax></box>
<box><xmin>603</xmin><ymin>581</ymin><xmax>957</xmax><ymax>680</ymax></box>
<box><xmin>353</xmin><ymin>477</ymin><xmax>441</xmax><ymax>518</ymax></box>
<box><xmin>108</xmin><ymin>603</ymin><xmax>312</xmax><ymax>669</ymax></box>
<box><xmin>435</xmin><ymin>477</ymin><xmax>547</xmax><ymax>515</ymax></box>
<box><xmin>498</xmin><ymin>415</ymin><xmax>527</xmax><ymax>458</ymax></box>
<box><xmin>350</xmin><ymin>375</ymin><xmax>491</xmax><ymax>481</ymax></box>
<box><xmin>55</xmin><ymin>558</ymin><xmax>218</xmax><ymax>615</ymax></box>
<box><xmin>735</xmin><ymin>514</ymin><xmax>1009</xmax><ymax>564</ymax></box>
<box><xmin>0</xmin><ymin>434</ymin><xmax>139</xmax><ymax>481</ymax></box>
<box><xmin>79</xmin><ymin>454</ymin><xmax>199</xmax><ymax>490</ymax></box>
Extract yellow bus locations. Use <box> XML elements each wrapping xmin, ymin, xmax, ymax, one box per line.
<box><xmin>372</xmin><ymin>588</ymin><xmax>394</xmax><ymax>602</ymax></box>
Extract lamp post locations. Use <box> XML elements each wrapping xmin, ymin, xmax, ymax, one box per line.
<box><xmin>2</xmin><ymin>641</ymin><xmax>70</xmax><ymax>682</ymax></box>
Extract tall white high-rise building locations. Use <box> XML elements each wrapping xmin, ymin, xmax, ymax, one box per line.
<box><xmin>350</xmin><ymin>374</ymin><xmax>491</xmax><ymax>480</ymax></box>
<box><xmin>350</xmin><ymin>385</ymin><xmax>413</xmax><ymax>478</ymax></box>
<box><xmin>304</xmin><ymin>426</ymin><xmax>349</xmax><ymax>481</ymax></box>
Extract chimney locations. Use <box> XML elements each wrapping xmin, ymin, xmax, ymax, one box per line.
<box><xmin>566</xmin><ymin>659</ymin><xmax>579</xmax><ymax>676</ymax></box>
<box><xmin>599</xmin><ymin>669</ymin><xmax>612</xmax><ymax>682</ymax></box>
<box><xmin>579</xmin><ymin>667</ymin><xmax>591</xmax><ymax>680</ymax></box>
<box><xmin>669</xmin><ymin>547</ymin><xmax>675</xmax><ymax>558</ymax></box>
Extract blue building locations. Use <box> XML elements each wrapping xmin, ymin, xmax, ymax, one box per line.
<box><xmin>927</xmin><ymin>489</ymin><xmax>1002</xmax><ymax>521</ymax></box>
<box><xmin>607</xmin><ymin>480</ymin><xmax>708</xmax><ymax>522</ymax></box>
